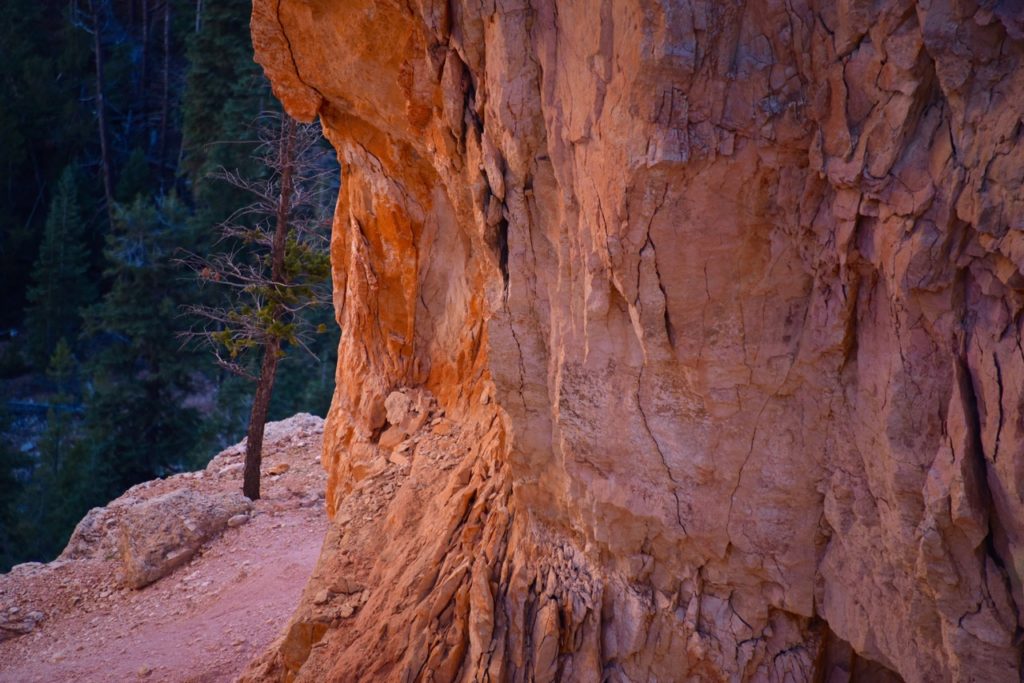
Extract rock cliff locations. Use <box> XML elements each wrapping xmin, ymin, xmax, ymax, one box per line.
<box><xmin>248</xmin><ymin>1</ymin><xmax>1024</xmax><ymax>680</ymax></box>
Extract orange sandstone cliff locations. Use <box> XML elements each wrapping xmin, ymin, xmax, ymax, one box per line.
<box><xmin>246</xmin><ymin>1</ymin><xmax>1024</xmax><ymax>680</ymax></box>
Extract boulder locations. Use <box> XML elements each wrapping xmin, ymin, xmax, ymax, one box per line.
<box><xmin>119</xmin><ymin>490</ymin><xmax>251</xmax><ymax>589</ymax></box>
<box><xmin>0</xmin><ymin>610</ymin><xmax>43</xmax><ymax>642</ymax></box>
<box><xmin>59</xmin><ymin>506</ymin><xmax>120</xmax><ymax>561</ymax></box>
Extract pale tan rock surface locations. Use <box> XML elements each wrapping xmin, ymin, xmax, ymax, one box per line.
<box><xmin>119</xmin><ymin>489</ymin><xmax>253</xmax><ymax>589</ymax></box>
<box><xmin>248</xmin><ymin>1</ymin><xmax>1024</xmax><ymax>681</ymax></box>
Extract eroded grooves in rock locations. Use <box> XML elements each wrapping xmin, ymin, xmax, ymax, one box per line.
<box><xmin>246</xmin><ymin>1</ymin><xmax>1024</xmax><ymax>680</ymax></box>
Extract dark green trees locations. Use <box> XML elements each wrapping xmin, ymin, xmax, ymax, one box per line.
<box><xmin>0</xmin><ymin>408</ymin><xmax>29</xmax><ymax>569</ymax></box>
<box><xmin>82</xmin><ymin>194</ymin><xmax>208</xmax><ymax>495</ymax></box>
<box><xmin>182</xmin><ymin>0</ymin><xmax>267</xmax><ymax>189</ymax></box>
<box><xmin>23</xmin><ymin>168</ymin><xmax>96</xmax><ymax>368</ymax></box>
<box><xmin>0</xmin><ymin>0</ymin><xmax>338</xmax><ymax>571</ymax></box>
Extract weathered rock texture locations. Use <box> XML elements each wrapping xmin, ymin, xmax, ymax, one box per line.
<box><xmin>118</xmin><ymin>489</ymin><xmax>253</xmax><ymax>589</ymax></box>
<box><xmin>250</xmin><ymin>1</ymin><xmax>1024</xmax><ymax>680</ymax></box>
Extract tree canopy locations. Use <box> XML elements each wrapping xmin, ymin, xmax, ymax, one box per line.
<box><xmin>0</xmin><ymin>0</ymin><xmax>338</xmax><ymax>571</ymax></box>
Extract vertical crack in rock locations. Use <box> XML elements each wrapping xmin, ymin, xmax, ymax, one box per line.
<box><xmin>992</xmin><ymin>351</ymin><xmax>1004</xmax><ymax>463</ymax></box>
<box><xmin>273</xmin><ymin>0</ymin><xmax>323</xmax><ymax>107</ymax></box>
<box><xmin>647</xmin><ymin>234</ymin><xmax>676</xmax><ymax>350</ymax></box>
<box><xmin>726</xmin><ymin>398</ymin><xmax>769</xmax><ymax>541</ymax></box>
<box><xmin>636</xmin><ymin>361</ymin><xmax>687</xmax><ymax>535</ymax></box>
<box><xmin>960</xmin><ymin>350</ymin><xmax>1022</xmax><ymax>621</ymax></box>
<box><xmin>496</xmin><ymin>216</ymin><xmax>510</xmax><ymax>288</ymax></box>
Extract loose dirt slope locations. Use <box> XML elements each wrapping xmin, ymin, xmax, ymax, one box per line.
<box><xmin>0</xmin><ymin>414</ymin><xmax>327</xmax><ymax>683</ymax></box>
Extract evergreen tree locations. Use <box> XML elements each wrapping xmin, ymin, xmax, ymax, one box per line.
<box><xmin>82</xmin><ymin>193</ymin><xmax>210</xmax><ymax>496</ymax></box>
<box><xmin>6</xmin><ymin>339</ymin><xmax>89</xmax><ymax>564</ymax></box>
<box><xmin>181</xmin><ymin>0</ymin><xmax>268</xmax><ymax>186</ymax></box>
<box><xmin>38</xmin><ymin>339</ymin><xmax>103</xmax><ymax>557</ymax></box>
<box><xmin>0</xmin><ymin>0</ymin><xmax>92</xmax><ymax>328</ymax></box>
<box><xmin>267</xmin><ymin>302</ymin><xmax>337</xmax><ymax>420</ymax></box>
<box><xmin>0</xmin><ymin>0</ymin><xmax>337</xmax><ymax>565</ymax></box>
<box><xmin>33</xmin><ymin>340</ymin><xmax>81</xmax><ymax>553</ymax></box>
<box><xmin>0</xmin><ymin>406</ymin><xmax>30</xmax><ymax>571</ymax></box>
<box><xmin>184</xmin><ymin>115</ymin><xmax>333</xmax><ymax>500</ymax></box>
<box><xmin>23</xmin><ymin>167</ymin><xmax>96</xmax><ymax>368</ymax></box>
<box><xmin>115</xmin><ymin>146</ymin><xmax>152</xmax><ymax>202</ymax></box>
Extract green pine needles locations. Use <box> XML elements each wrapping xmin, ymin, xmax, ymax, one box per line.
<box><xmin>181</xmin><ymin>112</ymin><xmax>335</xmax><ymax>499</ymax></box>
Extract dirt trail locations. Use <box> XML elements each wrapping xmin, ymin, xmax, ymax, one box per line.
<box><xmin>0</xmin><ymin>414</ymin><xmax>328</xmax><ymax>683</ymax></box>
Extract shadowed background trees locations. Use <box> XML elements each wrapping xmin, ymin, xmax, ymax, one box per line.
<box><xmin>0</xmin><ymin>0</ymin><xmax>338</xmax><ymax>570</ymax></box>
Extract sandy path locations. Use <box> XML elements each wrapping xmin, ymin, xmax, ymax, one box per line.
<box><xmin>0</xmin><ymin>415</ymin><xmax>328</xmax><ymax>683</ymax></box>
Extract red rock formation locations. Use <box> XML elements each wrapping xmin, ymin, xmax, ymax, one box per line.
<box><xmin>247</xmin><ymin>1</ymin><xmax>1024</xmax><ymax>680</ymax></box>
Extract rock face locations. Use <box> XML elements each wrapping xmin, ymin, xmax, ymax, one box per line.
<box><xmin>250</xmin><ymin>1</ymin><xmax>1024</xmax><ymax>680</ymax></box>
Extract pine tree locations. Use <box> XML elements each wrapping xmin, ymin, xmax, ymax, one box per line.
<box><xmin>181</xmin><ymin>0</ymin><xmax>269</xmax><ymax>233</ymax></box>
<box><xmin>183</xmin><ymin>114</ymin><xmax>333</xmax><ymax>500</ymax></box>
<box><xmin>82</xmin><ymin>193</ymin><xmax>209</xmax><ymax>495</ymax></box>
<box><xmin>36</xmin><ymin>338</ymin><xmax>105</xmax><ymax>557</ymax></box>
<box><xmin>0</xmin><ymin>0</ymin><xmax>339</xmax><ymax>565</ymax></box>
<box><xmin>23</xmin><ymin>167</ymin><xmax>96</xmax><ymax>368</ymax></box>
<box><xmin>115</xmin><ymin>146</ymin><xmax>152</xmax><ymax>202</ymax></box>
<box><xmin>35</xmin><ymin>339</ymin><xmax>78</xmax><ymax>532</ymax></box>
<box><xmin>181</xmin><ymin>0</ymin><xmax>267</xmax><ymax>189</ymax></box>
<box><xmin>6</xmin><ymin>339</ymin><xmax>90</xmax><ymax>563</ymax></box>
<box><xmin>0</xmin><ymin>0</ymin><xmax>92</xmax><ymax>329</ymax></box>
<box><xmin>0</xmin><ymin>406</ymin><xmax>30</xmax><ymax>571</ymax></box>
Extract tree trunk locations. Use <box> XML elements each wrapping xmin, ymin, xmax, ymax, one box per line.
<box><xmin>241</xmin><ymin>116</ymin><xmax>297</xmax><ymax>501</ymax></box>
<box><xmin>91</xmin><ymin>4</ymin><xmax>114</xmax><ymax>230</ymax></box>
<box><xmin>158</xmin><ymin>0</ymin><xmax>171</xmax><ymax>179</ymax></box>
<box><xmin>242</xmin><ymin>339</ymin><xmax>280</xmax><ymax>500</ymax></box>
<box><xmin>141</xmin><ymin>0</ymin><xmax>149</xmax><ymax>100</ymax></box>
<box><xmin>271</xmin><ymin>116</ymin><xmax>296</xmax><ymax>280</ymax></box>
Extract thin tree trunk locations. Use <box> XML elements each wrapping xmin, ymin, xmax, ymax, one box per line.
<box><xmin>241</xmin><ymin>116</ymin><xmax>297</xmax><ymax>501</ymax></box>
<box><xmin>242</xmin><ymin>339</ymin><xmax>280</xmax><ymax>500</ymax></box>
<box><xmin>271</xmin><ymin>116</ymin><xmax>295</xmax><ymax>283</ymax></box>
<box><xmin>92</xmin><ymin>3</ymin><xmax>115</xmax><ymax>230</ymax></box>
<box><xmin>141</xmin><ymin>0</ymin><xmax>149</xmax><ymax>96</ymax></box>
<box><xmin>158</xmin><ymin>0</ymin><xmax>171</xmax><ymax>178</ymax></box>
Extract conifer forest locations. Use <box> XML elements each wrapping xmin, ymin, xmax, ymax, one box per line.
<box><xmin>0</xmin><ymin>0</ymin><xmax>338</xmax><ymax>571</ymax></box>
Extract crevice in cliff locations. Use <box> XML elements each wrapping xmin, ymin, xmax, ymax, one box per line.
<box><xmin>812</xmin><ymin>620</ymin><xmax>905</xmax><ymax>682</ymax></box>
<box><xmin>726</xmin><ymin>398</ymin><xmax>769</xmax><ymax>539</ymax></box>
<box><xmin>273</xmin><ymin>0</ymin><xmax>326</xmax><ymax>113</ymax></box>
<box><xmin>504</xmin><ymin>312</ymin><xmax>530</xmax><ymax>419</ymax></box>
<box><xmin>461</xmin><ymin>76</ymin><xmax>481</xmax><ymax>149</ymax></box>
<box><xmin>497</xmin><ymin>215</ymin><xmax>510</xmax><ymax>287</ymax></box>
<box><xmin>957</xmin><ymin>350</ymin><xmax>1024</xmax><ymax>636</ymax></box>
<box><xmin>635</xmin><ymin>363</ymin><xmax>686</xmax><ymax>534</ymax></box>
<box><xmin>646</xmin><ymin>234</ymin><xmax>676</xmax><ymax>350</ymax></box>
<box><xmin>636</xmin><ymin>185</ymin><xmax>672</xmax><ymax>349</ymax></box>
<box><xmin>991</xmin><ymin>352</ymin><xmax>1004</xmax><ymax>463</ymax></box>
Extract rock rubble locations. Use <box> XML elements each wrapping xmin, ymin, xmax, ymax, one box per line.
<box><xmin>0</xmin><ymin>413</ymin><xmax>328</xmax><ymax>682</ymax></box>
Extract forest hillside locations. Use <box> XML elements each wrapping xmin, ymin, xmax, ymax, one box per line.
<box><xmin>0</xmin><ymin>0</ymin><xmax>337</xmax><ymax>570</ymax></box>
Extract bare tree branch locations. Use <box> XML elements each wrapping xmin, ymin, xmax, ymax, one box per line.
<box><xmin>178</xmin><ymin>112</ymin><xmax>337</xmax><ymax>501</ymax></box>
